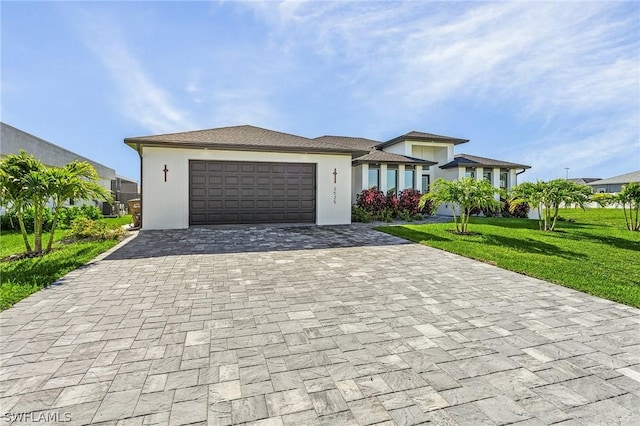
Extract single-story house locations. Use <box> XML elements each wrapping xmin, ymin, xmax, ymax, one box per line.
<box><xmin>567</xmin><ymin>178</ymin><xmax>601</xmax><ymax>186</ymax></box>
<box><xmin>586</xmin><ymin>170</ymin><xmax>640</xmax><ymax>193</ymax></box>
<box><xmin>125</xmin><ymin>125</ymin><xmax>530</xmax><ymax>230</ymax></box>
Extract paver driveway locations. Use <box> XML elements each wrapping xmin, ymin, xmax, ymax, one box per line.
<box><xmin>1</xmin><ymin>225</ymin><xmax>639</xmax><ymax>425</ymax></box>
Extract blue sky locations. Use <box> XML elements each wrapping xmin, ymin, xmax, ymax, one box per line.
<box><xmin>2</xmin><ymin>1</ymin><xmax>639</xmax><ymax>182</ymax></box>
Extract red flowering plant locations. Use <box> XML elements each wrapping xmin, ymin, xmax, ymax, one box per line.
<box><xmin>356</xmin><ymin>187</ymin><xmax>386</xmax><ymax>212</ymax></box>
<box><xmin>398</xmin><ymin>189</ymin><xmax>423</xmax><ymax>214</ymax></box>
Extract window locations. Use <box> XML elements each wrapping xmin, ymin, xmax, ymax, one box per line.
<box><xmin>483</xmin><ymin>169</ymin><xmax>492</xmax><ymax>182</ymax></box>
<box><xmin>500</xmin><ymin>170</ymin><xmax>509</xmax><ymax>189</ymax></box>
<box><xmin>387</xmin><ymin>168</ymin><xmax>398</xmax><ymax>194</ymax></box>
<box><xmin>404</xmin><ymin>168</ymin><xmax>415</xmax><ymax>189</ymax></box>
<box><xmin>368</xmin><ymin>167</ymin><xmax>380</xmax><ymax>189</ymax></box>
<box><xmin>465</xmin><ymin>167</ymin><xmax>475</xmax><ymax>178</ymax></box>
<box><xmin>421</xmin><ymin>174</ymin><xmax>430</xmax><ymax>192</ymax></box>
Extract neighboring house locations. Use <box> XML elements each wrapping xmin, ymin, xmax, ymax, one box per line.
<box><xmin>567</xmin><ymin>178</ymin><xmax>601</xmax><ymax>186</ymax></box>
<box><xmin>111</xmin><ymin>175</ymin><xmax>140</xmax><ymax>205</ymax></box>
<box><xmin>0</xmin><ymin>122</ymin><xmax>135</xmax><ymax>211</ymax></box>
<box><xmin>587</xmin><ymin>171</ymin><xmax>640</xmax><ymax>193</ymax></box>
<box><xmin>125</xmin><ymin>125</ymin><xmax>530</xmax><ymax>230</ymax></box>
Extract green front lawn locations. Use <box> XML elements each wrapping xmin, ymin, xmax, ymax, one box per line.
<box><xmin>376</xmin><ymin>209</ymin><xmax>640</xmax><ymax>307</ymax></box>
<box><xmin>0</xmin><ymin>215</ymin><xmax>132</xmax><ymax>310</ymax></box>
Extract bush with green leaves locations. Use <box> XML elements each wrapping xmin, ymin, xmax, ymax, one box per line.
<box><xmin>58</xmin><ymin>205</ymin><xmax>103</xmax><ymax>228</ymax></box>
<box><xmin>351</xmin><ymin>206</ymin><xmax>373</xmax><ymax>223</ymax></box>
<box><xmin>1</xmin><ymin>207</ymin><xmax>53</xmax><ymax>233</ymax></box>
<box><xmin>68</xmin><ymin>217</ymin><xmax>126</xmax><ymax>241</ymax></box>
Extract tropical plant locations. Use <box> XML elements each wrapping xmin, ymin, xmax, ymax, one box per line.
<box><xmin>420</xmin><ymin>177</ymin><xmax>499</xmax><ymax>234</ymax></box>
<box><xmin>398</xmin><ymin>189</ymin><xmax>425</xmax><ymax>215</ymax></box>
<box><xmin>0</xmin><ymin>151</ymin><xmax>111</xmax><ymax>254</ymax></box>
<box><xmin>356</xmin><ymin>188</ymin><xmax>386</xmax><ymax>213</ymax></box>
<box><xmin>591</xmin><ymin>192</ymin><xmax>616</xmax><ymax>208</ymax></box>
<box><xmin>593</xmin><ymin>183</ymin><xmax>640</xmax><ymax>231</ymax></box>
<box><xmin>0</xmin><ymin>151</ymin><xmax>45</xmax><ymax>253</ymax></box>
<box><xmin>617</xmin><ymin>183</ymin><xmax>640</xmax><ymax>231</ymax></box>
<box><xmin>46</xmin><ymin>162</ymin><xmax>111</xmax><ymax>250</ymax></box>
<box><xmin>501</xmin><ymin>200</ymin><xmax>530</xmax><ymax>219</ymax></box>
<box><xmin>509</xmin><ymin>179</ymin><xmax>592</xmax><ymax>231</ymax></box>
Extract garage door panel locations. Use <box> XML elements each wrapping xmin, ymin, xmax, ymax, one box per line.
<box><xmin>189</xmin><ymin>160</ymin><xmax>316</xmax><ymax>225</ymax></box>
<box><xmin>206</xmin><ymin>163</ymin><xmax>223</xmax><ymax>172</ymax></box>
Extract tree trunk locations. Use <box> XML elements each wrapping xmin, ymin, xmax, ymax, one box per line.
<box><xmin>34</xmin><ymin>205</ymin><xmax>43</xmax><ymax>253</ymax></box>
<box><xmin>550</xmin><ymin>206</ymin><xmax>560</xmax><ymax>231</ymax></box>
<box><xmin>452</xmin><ymin>207</ymin><xmax>459</xmax><ymax>233</ymax></box>
<box><xmin>537</xmin><ymin>203</ymin><xmax>543</xmax><ymax>230</ymax></box>
<box><xmin>17</xmin><ymin>211</ymin><xmax>32</xmax><ymax>254</ymax></box>
<box><xmin>47</xmin><ymin>204</ymin><xmax>61</xmax><ymax>252</ymax></box>
<box><xmin>622</xmin><ymin>203</ymin><xmax>630</xmax><ymax>231</ymax></box>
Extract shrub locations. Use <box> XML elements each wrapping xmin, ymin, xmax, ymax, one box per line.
<box><xmin>396</xmin><ymin>209</ymin><xmax>422</xmax><ymax>222</ymax></box>
<box><xmin>386</xmin><ymin>190</ymin><xmax>399</xmax><ymax>211</ymax></box>
<box><xmin>69</xmin><ymin>217</ymin><xmax>126</xmax><ymax>241</ymax></box>
<box><xmin>356</xmin><ymin>188</ymin><xmax>386</xmax><ymax>212</ymax></box>
<box><xmin>502</xmin><ymin>200</ymin><xmax>530</xmax><ymax>219</ymax></box>
<box><xmin>1</xmin><ymin>207</ymin><xmax>53</xmax><ymax>232</ymax></box>
<box><xmin>58</xmin><ymin>205</ymin><xmax>103</xmax><ymax>228</ymax></box>
<box><xmin>378</xmin><ymin>208</ymin><xmax>394</xmax><ymax>222</ymax></box>
<box><xmin>398</xmin><ymin>189</ymin><xmax>425</xmax><ymax>215</ymax></box>
<box><xmin>351</xmin><ymin>206</ymin><xmax>372</xmax><ymax>223</ymax></box>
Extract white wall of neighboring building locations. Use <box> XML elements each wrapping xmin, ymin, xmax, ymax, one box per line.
<box><xmin>1</xmin><ymin>122</ymin><xmax>116</xmax><ymax>187</ymax></box>
<box><xmin>141</xmin><ymin>147</ymin><xmax>352</xmax><ymax>230</ymax></box>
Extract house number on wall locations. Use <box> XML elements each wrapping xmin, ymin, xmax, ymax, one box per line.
<box><xmin>332</xmin><ymin>168</ymin><xmax>337</xmax><ymax>204</ymax></box>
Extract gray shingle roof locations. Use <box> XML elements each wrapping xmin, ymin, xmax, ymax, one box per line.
<box><xmin>380</xmin><ymin>131</ymin><xmax>469</xmax><ymax>147</ymax></box>
<box><xmin>586</xmin><ymin>171</ymin><xmax>640</xmax><ymax>186</ymax></box>
<box><xmin>440</xmin><ymin>153</ymin><xmax>530</xmax><ymax>169</ymax></box>
<box><xmin>313</xmin><ymin>136</ymin><xmax>380</xmax><ymax>151</ymax></box>
<box><xmin>125</xmin><ymin>125</ymin><xmax>360</xmax><ymax>154</ymax></box>
<box><xmin>567</xmin><ymin>178</ymin><xmax>602</xmax><ymax>185</ymax></box>
<box><xmin>353</xmin><ymin>150</ymin><xmax>437</xmax><ymax>165</ymax></box>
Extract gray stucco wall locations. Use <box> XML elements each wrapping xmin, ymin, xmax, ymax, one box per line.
<box><xmin>0</xmin><ymin>122</ymin><xmax>116</xmax><ymax>186</ymax></box>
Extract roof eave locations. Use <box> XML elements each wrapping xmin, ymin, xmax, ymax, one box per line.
<box><xmin>124</xmin><ymin>139</ymin><xmax>359</xmax><ymax>155</ymax></box>
<box><xmin>380</xmin><ymin>135</ymin><xmax>470</xmax><ymax>148</ymax></box>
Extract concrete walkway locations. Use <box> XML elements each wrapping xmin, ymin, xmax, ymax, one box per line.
<box><xmin>1</xmin><ymin>225</ymin><xmax>639</xmax><ymax>425</ymax></box>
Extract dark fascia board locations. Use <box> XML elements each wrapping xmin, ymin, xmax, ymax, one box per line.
<box><xmin>353</xmin><ymin>158</ymin><xmax>438</xmax><ymax>166</ymax></box>
<box><xmin>440</xmin><ymin>160</ymin><xmax>531</xmax><ymax>169</ymax></box>
<box><xmin>124</xmin><ymin>139</ymin><xmax>365</xmax><ymax>156</ymax></box>
<box><xmin>379</xmin><ymin>134</ymin><xmax>470</xmax><ymax>149</ymax></box>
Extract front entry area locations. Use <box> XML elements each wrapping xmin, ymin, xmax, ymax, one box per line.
<box><xmin>189</xmin><ymin>160</ymin><xmax>316</xmax><ymax>225</ymax></box>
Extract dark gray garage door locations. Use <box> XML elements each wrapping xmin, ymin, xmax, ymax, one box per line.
<box><xmin>189</xmin><ymin>160</ymin><xmax>316</xmax><ymax>225</ymax></box>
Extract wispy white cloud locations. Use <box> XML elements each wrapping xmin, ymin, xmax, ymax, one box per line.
<box><xmin>242</xmin><ymin>1</ymin><xmax>639</xmax><ymax>178</ymax></box>
<box><xmin>73</xmin><ymin>12</ymin><xmax>196</xmax><ymax>134</ymax></box>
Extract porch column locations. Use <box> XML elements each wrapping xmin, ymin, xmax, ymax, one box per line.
<box><xmin>380</xmin><ymin>164</ymin><xmax>388</xmax><ymax>192</ymax></box>
<box><xmin>458</xmin><ymin>167</ymin><xmax>465</xmax><ymax>180</ymax></box>
<box><xmin>510</xmin><ymin>169</ymin><xmax>517</xmax><ymax>188</ymax></box>
<box><xmin>476</xmin><ymin>167</ymin><xmax>484</xmax><ymax>181</ymax></box>
<box><xmin>492</xmin><ymin>167</ymin><xmax>501</xmax><ymax>200</ymax></box>
<box><xmin>361</xmin><ymin>163</ymin><xmax>369</xmax><ymax>190</ymax></box>
<box><xmin>416</xmin><ymin>165</ymin><xmax>423</xmax><ymax>191</ymax></box>
<box><xmin>398</xmin><ymin>165</ymin><xmax>405</xmax><ymax>191</ymax></box>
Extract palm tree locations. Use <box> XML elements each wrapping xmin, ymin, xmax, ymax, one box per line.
<box><xmin>46</xmin><ymin>162</ymin><xmax>112</xmax><ymax>251</ymax></box>
<box><xmin>0</xmin><ymin>151</ymin><xmax>45</xmax><ymax>253</ymax></box>
<box><xmin>510</xmin><ymin>179</ymin><xmax>591</xmax><ymax>231</ymax></box>
<box><xmin>614</xmin><ymin>182</ymin><xmax>640</xmax><ymax>231</ymax></box>
<box><xmin>420</xmin><ymin>177</ymin><xmax>499</xmax><ymax>234</ymax></box>
<box><xmin>0</xmin><ymin>151</ymin><xmax>112</xmax><ymax>254</ymax></box>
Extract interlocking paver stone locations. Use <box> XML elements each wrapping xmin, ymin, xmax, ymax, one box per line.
<box><xmin>0</xmin><ymin>225</ymin><xmax>638</xmax><ymax>425</ymax></box>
